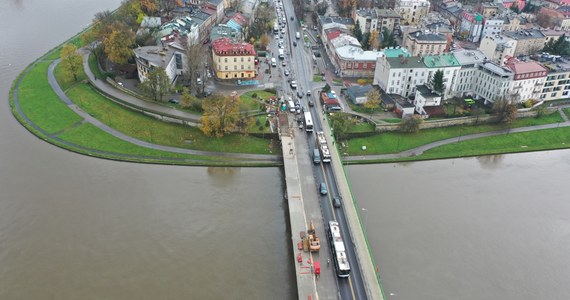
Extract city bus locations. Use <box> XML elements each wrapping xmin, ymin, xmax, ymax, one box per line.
<box><xmin>304</xmin><ymin>111</ymin><xmax>313</xmax><ymax>132</ymax></box>
<box><xmin>328</xmin><ymin>221</ymin><xmax>350</xmax><ymax>278</ymax></box>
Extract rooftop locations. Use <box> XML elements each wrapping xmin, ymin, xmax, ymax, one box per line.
<box><xmin>422</xmin><ymin>54</ymin><xmax>461</xmax><ymax>68</ymax></box>
<box><xmin>503</xmin><ymin>29</ymin><xmax>545</xmax><ymax>40</ymax></box>
<box><xmin>346</xmin><ymin>85</ymin><xmax>374</xmax><ymax>99</ymax></box>
<box><xmin>318</xmin><ymin>15</ymin><xmax>355</xmax><ymax>26</ymax></box>
<box><xmin>384</xmin><ymin>93</ymin><xmax>414</xmax><ymax>107</ymax></box>
<box><xmin>416</xmin><ymin>84</ymin><xmax>440</xmax><ymax>98</ymax></box>
<box><xmin>479</xmin><ymin>62</ymin><xmax>513</xmax><ymax>77</ymax></box>
<box><xmin>386</xmin><ymin>56</ymin><xmax>427</xmax><ymax>69</ymax></box>
<box><xmin>505</xmin><ymin>60</ymin><xmax>548</xmax><ymax>75</ymax></box>
<box><xmin>377</xmin><ymin>8</ymin><xmax>401</xmax><ymax>18</ymax></box>
<box><xmin>408</xmin><ymin>31</ymin><xmax>447</xmax><ymax>42</ymax></box>
<box><xmin>382</xmin><ymin>47</ymin><xmax>411</xmax><ymax>58</ymax></box>
<box><xmin>452</xmin><ymin>49</ymin><xmax>487</xmax><ymax>66</ymax></box>
<box><xmin>134</xmin><ymin>43</ymin><xmax>185</xmax><ymax>68</ymax></box>
<box><xmin>331</xmin><ymin>34</ymin><xmax>361</xmax><ymax>48</ymax></box>
<box><xmin>336</xmin><ymin>45</ymin><xmax>384</xmax><ymax>61</ymax></box>
<box><xmin>210</xmin><ymin>24</ymin><xmax>241</xmax><ymax>42</ymax></box>
<box><xmin>212</xmin><ymin>38</ymin><xmax>255</xmax><ymax>56</ymax></box>
<box><xmin>355</xmin><ymin>8</ymin><xmax>378</xmax><ymax>19</ymax></box>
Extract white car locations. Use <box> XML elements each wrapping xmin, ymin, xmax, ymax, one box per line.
<box><xmin>284</xmin><ymin>69</ymin><xmax>290</xmax><ymax>76</ymax></box>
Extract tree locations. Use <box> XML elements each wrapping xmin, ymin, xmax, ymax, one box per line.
<box><xmin>492</xmin><ymin>96</ymin><xmax>518</xmax><ymax>124</ymax></box>
<box><xmin>157</xmin><ymin>0</ymin><xmax>178</xmax><ymax>17</ymax></box>
<box><xmin>472</xmin><ymin>105</ymin><xmax>485</xmax><ymax>125</ymax></box>
<box><xmin>329</xmin><ymin>112</ymin><xmax>351</xmax><ymax>139</ymax></box>
<box><xmin>139</xmin><ymin>0</ymin><xmax>159</xmax><ymax>14</ymax></box>
<box><xmin>60</xmin><ymin>44</ymin><xmax>83</xmax><ymax>82</ymax></box>
<box><xmin>543</xmin><ymin>34</ymin><xmax>570</xmax><ymax>56</ymax></box>
<box><xmin>430</xmin><ymin>70</ymin><xmax>445</xmax><ymax>95</ymax></box>
<box><xmin>337</xmin><ymin>0</ymin><xmax>356</xmax><ymax>17</ymax></box>
<box><xmin>201</xmin><ymin>94</ymin><xmax>242</xmax><ymax>137</ymax></box>
<box><xmin>369</xmin><ymin>30</ymin><xmax>380</xmax><ymax>50</ymax></box>
<box><xmin>102</xmin><ymin>21</ymin><xmax>135</xmax><ymax>64</ymax></box>
<box><xmin>363</xmin><ymin>88</ymin><xmax>381</xmax><ymax>113</ymax></box>
<box><xmin>139</xmin><ymin>67</ymin><xmax>171</xmax><ymax>102</ymax></box>
<box><xmin>381</xmin><ymin>27</ymin><xmax>398</xmax><ymax>48</ymax></box>
<box><xmin>185</xmin><ymin>43</ymin><xmax>207</xmax><ymax>94</ymax></box>
<box><xmin>361</xmin><ymin>32</ymin><xmax>370</xmax><ymax>50</ymax></box>
<box><xmin>399</xmin><ymin>115</ymin><xmax>423</xmax><ymax>133</ymax></box>
<box><xmin>448</xmin><ymin>96</ymin><xmax>463</xmax><ymax>115</ymax></box>
<box><xmin>260</xmin><ymin>33</ymin><xmax>270</xmax><ymax>49</ymax></box>
<box><xmin>322</xmin><ymin>83</ymin><xmax>331</xmax><ymax>93</ymax></box>
<box><xmin>536</xmin><ymin>10</ymin><xmax>562</xmax><ymax>29</ymax></box>
<box><xmin>353</xmin><ymin>21</ymin><xmax>363</xmax><ymax>43</ymax></box>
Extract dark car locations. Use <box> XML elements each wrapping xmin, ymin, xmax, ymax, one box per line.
<box><xmin>290</xmin><ymin>16</ymin><xmax>294</xmax><ymax>21</ymax></box>
<box><xmin>168</xmin><ymin>98</ymin><xmax>180</xmax><ymax>104</ymax></box>
<box><xmin>332</xmin><ymin>197</ymin><xmax>341</xmax><ymax>208</ymax></box>
<box><xmin>196</xmin><ymin>91</ymin><xmax>212</xmax><ymax>98</ymax></box>
<box><xmin>297</xmin><ymin>90</ymin><xmax>303</xmax><ymax>98</ymax></box>
<box><xmin>308</xmin><ymin>100</ymin><xmax>314</xmax><ymax>107</ymax></box>
<box><xmin>293</xmin><ymin>41</ymin><xmax>297</xmax><ymax>47</ymax></box>
<box><xmin>319</xmin><ymin>182</ymin><xmax>328</xmax><ymax>195</ymax></box>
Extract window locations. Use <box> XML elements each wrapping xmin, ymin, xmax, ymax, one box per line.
<box><xmin>224</xmin><ymin>58</ymin><xmax>228</xmax><ymax>63</ymax></box>
<box><xmin>234</xmin><ymin>58</ymin><xmax>237</xmax><ymax>62</ymax></box>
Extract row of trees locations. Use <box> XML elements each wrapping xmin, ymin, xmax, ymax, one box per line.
<box><xmin>353</xmin><ymin>22</ymin><xmax>398</xmax><ymax>50</ymax></box>
<box><xmin>543</xmin><ymin>34</ymin><xmax>570</xmax><ymax>56</ymax></box>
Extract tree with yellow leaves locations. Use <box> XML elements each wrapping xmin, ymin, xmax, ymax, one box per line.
<box><xmin>60</xmin><ymin>44</ymin><xmax>83</xmax><ymax>82</ymax></box>
<box><xmin>102</xmin><ymin>21</ymin><xmax>135</xmax><ymax>65</ymax></box>
<box><xmin>200</xmin><ymin>94</ymin><xmax>242</xmax><ymax>137</ymax></box>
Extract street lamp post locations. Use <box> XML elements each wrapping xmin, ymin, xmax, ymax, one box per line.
<box><xmin>361</xmin><ymin>208</ymin><xmax>368</xmax><ymax>232</ymax></box>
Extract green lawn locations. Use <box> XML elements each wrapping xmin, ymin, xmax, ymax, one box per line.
<box><xmin>348</xmin><ymin>122</ymin><xmax>375</xmax><ymax>133</ymax></box>
<box><xmin>240</xmin><ymin>90</ymin><xmax>276</xmax><ymax>111</ymax></box>
<box><xmin>248</xmin><ymin>115</ymin><xmax>273</xmax><ymax>133</ymax></box>
<box><xmin>564</xmin><ymin>108</ymin><xmax>570</xmax><ymax>119</ymax></box>
<box><xmin>66</xmin><ymin>83</ymin><xmax>277</xmax><ymax>154</ymax></box>
<box><xmin>313</xmin><ymin>75</ymin><xmax>323</xmax><ymax>82</ymax></box>
<box><xmin>382</xmin><ymin>118</ymin><xmax>401</xmax><ymax>123</ymax></box>
<box><xmin>58</xmin><ymin>122</ymin><xmax>219</xmax><ymax>161</ymax></box>
<box><xmin>17</xmin><ymin>61</ymin><xmax>83</xmax><ymax>134</ymax></box>
<box><xmin>88</xmin><ymin>52</ymin><xmax>106</xmax><ymax>80</ymax></box>
<box><xmin>54</xmin><ymin>61</ymin><xmax>87</xmax><ymax>92</ymax></box>
<box><xmin>345</xmin><ymin>111</ymin><xmax>565</xmax><ymax>155</ymax></box>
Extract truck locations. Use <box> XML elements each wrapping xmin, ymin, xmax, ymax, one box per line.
<box><xmin>316</xmin><ymin>131</ymin><xmax>331</xmax><ymax>163</ymax></box>
<box><xmin>312</xmin><ymin>148</ymin><xmax>321</xmax><ymax>164</ymax></box>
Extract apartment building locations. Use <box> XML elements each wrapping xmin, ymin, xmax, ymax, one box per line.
<box><xmin>460</xmin><ymin>11</ymin><xmax>484</xmax><ymax>43</ymax></box>
<box><xmin>502</xmin><ymin>29</ymin><xmax>546</xmax><ymax>56</ymax></box>
<box><xmin>423</xmin><ymin>54</ymin><xmax>461</xmax><ymax>99</ymax></box>
<box><xmin>540</xmin><ymin>59</ymin><xmax>570</xmax><ymax>100</ymax></box>
<box><xmin>504</xmin><ymin>59</ymin><xmax>548</xmax><ymax>102</ymax></box>
<box><xmin>481</xmin><ymin>18</ymin><xmax>504</xmax><ymax>38</ymax></box>
<box><xmin>211</xmin><ymin>38</ymin><xmax>256</xmax><ymax>79</ymax></box>
<box><xmin>374</xmin><ymin>56</ymin><xmax>428</xmax><ymax>97</ymax></box>
<box><xmin>395</xmin><ymin>0</ymin><xmax>431</xmax><ymax>25</ymax></box>
<box><xmin>134</xmin><ymin>42</ymin><xmax>187</xmax><ymax>84</ymax></box>
<box><xmin>450</xmin><ymin>49</ymin><xmax>488</xmax><ymax>97</ymax></box>
<box><xmin>472</xmin><ymin>62</ymin><xmax>514</xmax><ymax>104</ymax></box>
<box><xmin>404</xmin><ymin>31</ymin><xmax>448</xmax><ymax>56</ymax></box>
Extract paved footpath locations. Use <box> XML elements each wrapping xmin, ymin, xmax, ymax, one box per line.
<box><xmin>344</xmin><ymin>116</ymin><xmax>570</xmax><ymax>162</ymax></box>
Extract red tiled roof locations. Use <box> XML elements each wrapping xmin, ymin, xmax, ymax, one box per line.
<box><xmin>212</xmin><ymin>38</ymin><xmax>256</xmax><ymax>56</ymax></box>
<box><xmin>505</xmin><ymin>60</ymin><xmax>547</xmax><ymax>75</ymax></box>
<box><xmin>231</xmin><ymin>13</ymin><xmax>249</xmax><ymax>26</ymax></box>
<box><xmin>326</xmin><ymin>30</ymin><xmax>342</xmax><ymax>41</ymax></box>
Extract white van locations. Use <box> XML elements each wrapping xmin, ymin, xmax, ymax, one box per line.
<box><xmin>271</xmin><ymin>57</ymin><xmax>276</xmax><ymax>67</ymax></box>
<box><xmin>295</xmin><ymin>32</ymin><xmax>300</xmax><ymax>39</ymax></box>
<box><xmin>288</xmin><ymin>99</ymin><xmax>295</xmax><ymax>113</ymax></box>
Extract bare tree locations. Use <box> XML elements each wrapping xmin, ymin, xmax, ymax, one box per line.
<box><xmin>492</xmin><ymin>96</ymin><xmax>518</xmax><ymax>124</ymax></box>
<box><xmin>185</xmin><ymin>44</ymin><xmax>208</xmax><ymax>95</ymax></box>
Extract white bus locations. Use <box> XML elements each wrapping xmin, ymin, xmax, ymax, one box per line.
<box><xmin>328</xmin><ymin>221</ymin><xmax>351</xmax><ymax>278</ymax></box>
<box><xmin>304</xmin><ymin>112</ymin><xmax>313</xmax><ymax>132</ymax></box>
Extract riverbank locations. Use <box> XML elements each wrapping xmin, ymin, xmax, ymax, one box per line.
<box><xmin>10</xmin><ymin>43</ymin><xmax>281</xmax><ymax>167</ymax></box>
<box><xmin>10</xmin><ymin>35</ymin><xmax>570</xmax><ymax>167</ymax></box>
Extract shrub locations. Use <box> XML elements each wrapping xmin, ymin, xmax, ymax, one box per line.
<box><xmin>356</xmin><ymin>78</ymin><xmax>367</xmax><ymax>85</ymax></box>
<box><xmin>523</xmin><ymin>99</ymin><xmax>534</xmax><ymax>108</ymax></box>
<box><xmin>255</xmin><ymin>118</ymin><xmax>261</xmax><ymax>126</ymax></box>
<box><xmin>264</xmin><ymin>88</ymin><xmax>276</xmax><ymax>93</ymax></box>
<box><xmin>251</xmin><ymin>92</ymin><xmax>258</xmax><ymax>99</ymax></box>
<box><xmin>399</xmin><ymin>115</ymin><xmax>423</xmax><ymax>133</ymax></box>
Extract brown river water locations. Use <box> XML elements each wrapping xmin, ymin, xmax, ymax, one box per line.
<box><xmin>2</xmin><ymin>0</ymin><xmax>570</xmax><ymax>299</ymax></box>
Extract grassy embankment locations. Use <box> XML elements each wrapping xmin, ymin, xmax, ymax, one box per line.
<box><xmin>11</xmin><ymin>46</ymin><xmax>279</xmax><ymax>166</ymax></box>
<box><xmin>342</xmin><ymin>111</ymin><xmax>570</xmax><ymax>163</ymax></box>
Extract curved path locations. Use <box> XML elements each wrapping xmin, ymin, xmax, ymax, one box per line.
<box><xmin>344</xmin><ymin>115</ymin><xmax>570</xmax><ymax>162</ymax></box>
<box><xmin>11</xmin><ymin>56</ymin><xmax>280</xmax><ymax>165</ymax></box>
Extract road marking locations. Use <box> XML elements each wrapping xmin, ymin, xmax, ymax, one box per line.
<box><xmin>348</xmin><ymin>276</ymin><xmax>357</xmax><ymax>300</ymax></box>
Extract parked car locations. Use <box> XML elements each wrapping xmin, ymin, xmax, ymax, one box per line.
<box><xmin>168</xmin><ymin>98</ymin><xmax>179</xmax><ymax>104</ymax></box>
<box><xmin>197</xmin><ymin>90</ymin><xmax>212</xmax><ymax>98</ymax></box>
<box><xmin>284</xmin><ymin>69</ymin><xmax>290</xmax><ymax>76</ymax></box>
<box><xmin>320</xmin><ymin>182</ymin><xmax>328</xmax><ymax>195</ymax></box>
<box><xmin>332</xmin><ymin>197</ymin><xmax>341</xmax><ymax>208</ymax></box>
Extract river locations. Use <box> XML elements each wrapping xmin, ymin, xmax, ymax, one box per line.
<box><xmin>348</xmin><ymin>152</ymin><xmax>570</xmax><ymax>300</ymax></box>
<box><xmin>2</xmin><ymin>0</ymin><xmax>570</xmax><ymax>299</ymax></box>
<box><xmin>0</xmin><ymin>1</ymin><xmax>294</xmax><ymax>299</ymax></box>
